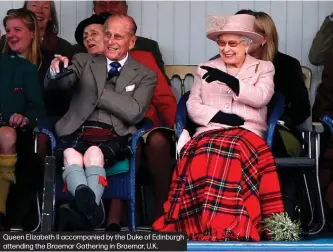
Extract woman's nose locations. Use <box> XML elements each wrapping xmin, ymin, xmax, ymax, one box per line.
<box><xmin>35</xmin><ymin>6</ymin><xmax>43</xmax><ymax>13</ymax></box>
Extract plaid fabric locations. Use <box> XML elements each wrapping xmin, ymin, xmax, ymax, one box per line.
<box><xmin>153</xmin><ymin>128</ymin><xmax>284</xmax><ymax>241</ymax></box>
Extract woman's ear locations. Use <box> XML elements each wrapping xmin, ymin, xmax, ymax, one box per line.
<box><xmin>245</xmin><ymin>46</ymin><xmax>249</xmax><ymax>54</ymax></box>
<box><xmin>261</xmin><ymin>39</ymin><xmax>267</xmax><ymax>47</ymax></box>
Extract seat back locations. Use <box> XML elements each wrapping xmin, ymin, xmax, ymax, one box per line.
<box><xmin>164</xmin><ymin>65</ymin><xmax>197</xmax><ymax>97</ymax></box>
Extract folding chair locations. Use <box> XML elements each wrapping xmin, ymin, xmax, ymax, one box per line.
<box><xmin>34</xmin><ymin>117</ymin><xmax>152</xmax><ymax>232</ymax></box>
<box><xmin>272</xmin><ymin>66</ymin><xmax>325</xmax><ymax>235</ymax></box>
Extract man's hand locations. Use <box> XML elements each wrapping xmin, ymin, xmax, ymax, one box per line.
<box><xmin>50</xmin><ymin>54</ymin><xmax>69</xmax><ymax>73</ymax></box>
<box><xmin>9</xmin><ymin>113</ymin><xmax>28</xmax><ymax>128</ymax></box>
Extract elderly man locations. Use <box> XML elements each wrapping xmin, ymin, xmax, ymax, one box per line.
<box><xmin>45</xmin><ymin>14</ymin><xmax>157</xmax><ymax>230</ymax></box>
<box><xmin>71</xmin><ymin>0</ymin><xmax>166</xmax><ymax>75</ymax></box>
<box><xmin>74</xmin><ymin>13</ymin><xmax>176</xmax><ymax>231</ymax></box>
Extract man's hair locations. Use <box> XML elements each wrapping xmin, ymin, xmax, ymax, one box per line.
<box><xmin>93</xmin><ymin>1</ymin><xmax>127</xmax><ymax>7</ymax></box>
<box><xmin>235</xmin><ymin>9</ymin><xmax>254</xmax><ymax>15</ymax></box>
<box><xmin>105</xmin><ymin>14</ymin><xmax>137</xmax><ymax>35</ymax></box>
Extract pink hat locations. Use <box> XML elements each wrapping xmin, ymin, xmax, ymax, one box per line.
<box><xmin>206</xmin><ymin>14</ymin><xmax>264</xmax><ymax>44</ymax></box>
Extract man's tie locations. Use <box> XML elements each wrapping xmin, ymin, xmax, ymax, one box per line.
<box><xmin>108</xmin><ymin>61</ymin><xmax>121</xmax><ymax>79</ymax></box>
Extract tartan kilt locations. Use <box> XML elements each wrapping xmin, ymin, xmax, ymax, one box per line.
<box><xmin>152</xmin><ymin>127</ymin><xmax>284</xmax><ymax>241</ymax></box>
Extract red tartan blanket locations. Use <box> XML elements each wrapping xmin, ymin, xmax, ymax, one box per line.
<box><xmin>153</xmin><ymin>128</ymin><xmax>284</xmax><ymax>241</ymax></box>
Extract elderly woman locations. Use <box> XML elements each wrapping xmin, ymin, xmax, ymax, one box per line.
<box><xmin>153</xmin><ymin>14</ymin><xmax>287</xmax><ymax>241</ymax></box>
<box><xmin>0</xmin><ymin>30</ymin><xmax>45</xmax><ymax>230</ymax></box>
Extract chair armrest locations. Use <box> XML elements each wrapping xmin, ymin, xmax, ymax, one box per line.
<box><xmin>319</xmin><ymin>115</ymin><xmax>333</xmax><ymax>134</ymax></box>
<box><xmin>175</xmin><ymin>92</ymin><xmax>190</xmax><ymax>138</ymax></box>
<box><xmin>312</xmin><ymin>122</ymin><xmax>324</xmax><ymax>134</ymax></box>
<box><xmin>33</xmin><ymin>117</ymin><xmax>60</xmax><ymax>154</ymax></box>
<box><xmin>131</xmin><ymin>118</ymin><xmax>153</xmax><ymax>149</ymax></box>
<box><xmin>265</xmin><ymin>92</ymin><xmax>285</xmax><ymax>148</ymax></box>
<box><xmin>296</xmin><ymin>117</ymin><xmax>312</xmax><ymax>133</ymax></box>
<box><xmin>129</xmin><ymin>118</ymin><xmax>153</xmax><ymax>180</ymax></box>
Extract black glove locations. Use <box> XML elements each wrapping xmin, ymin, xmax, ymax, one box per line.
<box><xmin>210</xmin><ymin>111</ymin><xmax>245</xmax><ymax>126</ymax></box>
<box><xmin>54</xmin><ymin>62</ymin><xmax>74</xmax><ymax>79</ymax></box>
<box><xmin>201</xmin><ymin>65</ymin><xmax>240</xmax><ymax>95</ymax></box>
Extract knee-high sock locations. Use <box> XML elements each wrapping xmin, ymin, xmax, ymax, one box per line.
<box><xmin>62</xmin><ymin>164</ymin><xmax>87</xmax><ymax>197</ymax></box>
<box><xmin>0</xmin><ymin>154</ymin><xmax>17</xmax><ymax>215</ymax></box>
<box><xmin>85</xmin><ymin>166</ymin><xmax>106</xmax><ymax>205</ymax></box>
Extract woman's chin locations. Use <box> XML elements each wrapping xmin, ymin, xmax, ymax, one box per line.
<box><xmin>9</xmin><ymin>47</ymin><xmax>21</xmax><ymax>53</ymax></box>
<box><xmin>222</xmin><ymin>57</ymin><xmax>236</xmax><ymax>65</ymax></box>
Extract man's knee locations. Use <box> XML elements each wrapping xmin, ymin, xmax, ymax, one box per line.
<box><xmin>0</xmin><ymin>127</ymin><xmax>17</xmax><ymax>152</ymax></box>
<box><xmin>83</xmin><ymin>146</ymin><xmax>104</xmax><ymax>167</ymax></box>
<box><xmin>145</xmin><ymin>131</ymin><xmax>170</xmax><ymax>150</ymax></box>
<box><xmin>63</xmin><ymin>148</ymin><xmax>83</xmax><ymax>167</ymax></box>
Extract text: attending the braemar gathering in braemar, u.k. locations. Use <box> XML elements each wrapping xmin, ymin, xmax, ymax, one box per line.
<box><xmin>0</xmin><ymin>232</ymin><xmax>187</xmax><ymax>251</ymax></box>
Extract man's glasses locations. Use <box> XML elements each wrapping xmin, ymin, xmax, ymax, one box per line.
<box><xmin>216</xmin><ymin>40</ymin><xmax>244</xmax><ymax>47</ymax></box>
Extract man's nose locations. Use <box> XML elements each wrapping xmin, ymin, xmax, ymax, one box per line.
<box><xmin>104</xmin><ymin>3</ymin><xmax>112</xmax><ymax>13</ymax></box>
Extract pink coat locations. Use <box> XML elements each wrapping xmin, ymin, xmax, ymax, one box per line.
<box><xmin>187</xmin><ymin>54</ymin><xmax>275</xmax><ymax>139</ymax></box>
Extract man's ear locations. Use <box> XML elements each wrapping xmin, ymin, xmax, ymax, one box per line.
<box><xmin>129</xmin><ymin>35</ymin><xmax>136</xmax><ymax>50</ymax></box>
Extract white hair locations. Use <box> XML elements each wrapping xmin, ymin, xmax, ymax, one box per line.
<box><xmin>241</xmin><ymin>36</ymin><xmax>253</xmax><ymax>45</ymax></box>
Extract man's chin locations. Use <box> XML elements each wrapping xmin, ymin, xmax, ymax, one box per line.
<box><xmin>105</xmin><ymin>52</ymin><xmax>120</xmax><ymax>60</ymax></box>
